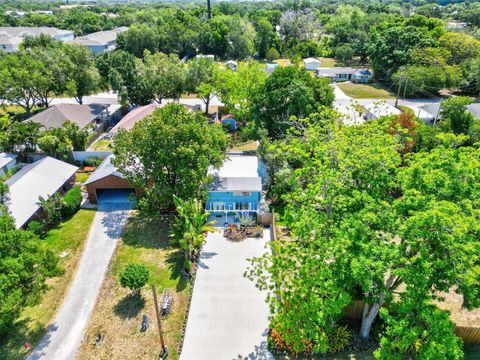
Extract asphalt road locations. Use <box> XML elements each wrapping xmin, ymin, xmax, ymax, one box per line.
<box><xmin>27</xmin><ymin>198</ymin><xmax>132</xmax><ymax>360</ymax></box>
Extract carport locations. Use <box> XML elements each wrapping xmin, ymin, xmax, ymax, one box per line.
<box><xmin>83</xmin><ymin>155</ymin><xmax>139</xmax><ymax>204</ymax></box>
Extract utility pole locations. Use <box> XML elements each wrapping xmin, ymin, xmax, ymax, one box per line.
<box><xmin>207</xmin><ymin>0</ymin><xmax>211</xmax><ymax>19</ymax></box>
<box><xmin>152</xmin><ymin>285</ymin><xmax>168</xmax><ymax>359</ymax></box>
<box><xmin>395</xmin><ymin>69</ymin><xmax>404</xmax><ymax>108</ymax></box>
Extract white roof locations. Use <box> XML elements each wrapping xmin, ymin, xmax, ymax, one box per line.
<box><xmin>303</xmin><ymin>57</ymin><xmax>321</xmax><ymax>64</ymax></box>
<box><xmin>84</xmin><ymin>154</ymin><xmax>123</xmax><ymax>185</ymax></box>
<box><xmin>211</xmin><ymin>155</ymin><xmax>259</xmax><ymax>178</ymax></box>
<box><xmin>365</xmin><ymin>102</ymin><xmax>401</xmax><ymax>118</ymax></box>
<box><xmin>0</xmin><ymin>153</ymin><xmax>16</xmax><ymax>168</ymax></box>
<box><xmin>208</xmin><ymin>155</ymin><xmax>261</xmax><ymax>192</ymax></box>
<box><xmin>5</xmin><ymin>157</ymin><xmax>78</xmax><ymax>228</ymax></box>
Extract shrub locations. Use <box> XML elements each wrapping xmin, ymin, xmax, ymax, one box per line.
<box><xmin>27</xmin><ymin>220</ymin><xmax>43</xmax><ymax>236</ymax></box>
<box><xmin>84</xmin><ymin>157</ymin><xmax>102</xmax><ymax>167</ymax></box>
<box><xmin>328</xmin><ymin>325</ymin><xmax>351</xmax><ymax>353</ymax></box>
<box><xmin>119</xmin><ymin>263</ymin><xmax>150</xmax><ymax>295</ymax></box>
<box><xmin>62</xmin><ymin>186</ymin><xmax>82</xmax><ymax>217</ymax></box>
<box><xmin>266</xmin><ymin>47</ymin><xmax>280</xmax><ymax>62</ymax></box>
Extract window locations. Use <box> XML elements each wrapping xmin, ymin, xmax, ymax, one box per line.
<box><xmin>235</xmin><ymin>202</ymin><xmax>251</xmax><ymax>211</ymax></box>
<box><xmin>211</xmin><ymin>202</ymin><xmax>225</xmax><ymax>211</ymax></box>
<box><xmin>233</xmin><ymin>191</ymin><xmax>251</xmax><ymax>196</ymax></box>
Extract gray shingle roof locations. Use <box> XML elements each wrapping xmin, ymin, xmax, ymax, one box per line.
<box><xmin>27</xmin><ymin>103</ymin><xmax>108</xmax><ymax>129</ymax></box>
<box><xmin>72</xmin><ymin>27</ymin><xmax>128</xmax><ymax>47</ymax></box>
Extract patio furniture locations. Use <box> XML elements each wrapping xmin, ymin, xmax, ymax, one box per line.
<box><xmin>160</xmin><ymin>288</ymin><xmax>173</xmax><ymax>317</ymax></box>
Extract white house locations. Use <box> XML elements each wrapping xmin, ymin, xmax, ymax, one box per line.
<box><xmin>0</xmin><ymin>153</ymin><xmax>17</xmax><ymax>177</ymax></box>
<box><xmin>5</xmin><ymin>157</ymin><xmax>78</xmax><ymax>228</ymax></box>
<box><xmin>196</xmin><ymin>54</ymin><xmax>215</xmax><ymax>61</ymax></box>
<box><xmin>0</xmin><ymin>27</ymin><xmax>74</xmax><ymax>52</ymax></box>
<box><xmin>316</xmin><ymin>67</ymin><xmax>373</xmax><ymax>83</ymax></box>
<box><xmin>72</xmin><ymin>27</ymin><xmax>128</xmax><ymax>54</ymax></box>
<box><xmin>303</xmin><ymin>57</ymin><xmax>321</xmax><ymax>71</ymax></box>
<box><xmin>266</xmin><ymin>63</ymin><xmax>279</xmax><ymax>74</ymax></box>
<box><xmin>364</xmin><ymin>102</ymin><xmax>401</xmax><ymax>120</ymax></box>
<box><xmin>225</xmin><ymin>60</ymin><xmax>238</xmax><ymax>71</ymax></box>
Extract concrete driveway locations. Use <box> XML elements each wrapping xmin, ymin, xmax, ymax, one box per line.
<box><xmin>181</xmin><ymin>230</ymin><xmax>274</xmax><ymax>360</ymax></box>
<box><xmin>27</xmin><ymin>197</ymin><xmax>133</xmax><ymax>360</ymax></box>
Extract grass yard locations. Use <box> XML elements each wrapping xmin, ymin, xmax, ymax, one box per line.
<box><xmin>337</xmin><ymin>82</ymin><xmax>396</xmax><ymax>99</ymax></box>
<box><xmin>0</xmin><ymin>209</ymin><xmax>96</xmax><ymax>360</ymax></box>
<box><xmin>274</xmin><ymin>58</ymin><xmax>292</xmax><ymax>67</ymax></box>
<box><xmin>75</xmin><ymin>172</ymin><xmax>90</xmax><ymax>184</ymax></box>
<box><xmin>88</xmin><ymin>138</ymin><xmax>112</xmax><ymax>151</ymax></box>
<box><xmin>230</xmin><ymin>140</ymin><xmax>258</xmax><ymax>152</ymax></box>
<box><xmin>77</xmin><ymin>212</ymin><xmax>190</xmax><ymax>360</ymax></box>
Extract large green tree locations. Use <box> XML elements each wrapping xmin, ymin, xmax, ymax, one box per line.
<box><xmin>63</xmin><ymin>44</ymin><xmax>100</xmax><ymax>104</ymax></box>
<box><xmin>252</xmin><ymin>66</ymin><xmax>334</xmax><ymax>137</ymax></box>
<box><xmin>137</xmin><ymin>51</ymin><xmax>186</xmax><ymax>104</ymax></box>
<box><xmin>113</xmin><ymin>103</ymin><xmax>227</xmax><ymax>214</ymax></box>
<box><xmin>0</xmin><ymin>211</ymin><xmax>59</xmax><ymax>335</ymax></box>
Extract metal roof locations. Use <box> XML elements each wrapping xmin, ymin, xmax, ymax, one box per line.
<box><xmin>5</xmin><ymin>156</ymin><xmax>78</xmax><ymax>228</ymax></box>
<box><xmin>0</xmin><ymin>153</ymin><xmax>17</xmax><ymax>169</ymax></box>
<box><xmin>208</xmin><ymin>176</ymin><xmax>262</xmax><ymax>192</ymax></box>
<box><xmin>84</xmin><ymin>154</ymin><xmax>124</xmax><ymax>185</ymax></box>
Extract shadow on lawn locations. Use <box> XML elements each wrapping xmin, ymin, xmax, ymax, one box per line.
<box><xmin>0</xmin><ymin>316</ymin><xmax>47</xmax><ymax>360</ymax></box>
<box><xmin>122</xmin><ymin>213</ymin><xmax>174</xmax><ymax>249</ymax></box>
<box><xmin>166</xmin><ymin>251</ymin><xmax>189</xmax><ymax>292</ymax></box>
<box><xmin>114</xmin><ymin>294</ymin><xmax>146</xmax><ymax>320</ymax></box>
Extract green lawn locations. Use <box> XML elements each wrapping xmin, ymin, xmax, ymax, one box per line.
<box><xmin>77</xmin><ymin>213</ymin><xmax>190</xmax><ymax>360</ymax></box>
<box><xmin>0</xmin><ymin>209</ymin><xmax>96</xmax><ymax>360</ymax></box>
<box><xmin>230</xmin><ymin>140</ymin><xmax>258</xmax><ymax>152</ymax></box>
<box><xmin>337</xmin><ymin>82</ymin><xmax>396</xmax><ymax>99</ymax></box>
<box><xmin>75</xmin><ymin>172</ymin><xmax>90</xmax><ymax>184</ymax></box>
<box><xmin>88</xmin><ymin>138</ymin><xmax>112</xmax><ymax>151</ymax></box>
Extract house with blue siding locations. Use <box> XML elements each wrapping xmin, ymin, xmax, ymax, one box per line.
<box><xmin>206</xmin><ymin>154</ymin><xmax>263</xmax><ymax>223</ymax></box>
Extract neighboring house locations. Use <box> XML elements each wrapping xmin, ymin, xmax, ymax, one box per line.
<box><xmin>72</xmin><ymin>27</ymin><xmax>128</xmax><ymax>54</ymax></box>
<box><xmin>467</xmin><ymin>103</ymin><xmax>480</xmax><ymax>119</ymax></box>
<box><xmin>266</xmin><ymin>63</ymin><xmax>279</xmax><ymax>74</ymax></box>
<box><xmin>110</xmin><ymin>103</ymin><xmax>162</xmax><ymax>133</ymax></box>
<box><xmin>27</xmin><ymin>103</ymin><xmax>109</xmax><ymax>131</ymax></box>
<box><xmin>196</xmin><ymin>54</ymin><xmax>215</xmax><ymax>61</ymax></box>
<box><xmin>83</xmin><ymin>154</ymin><xmax>140</xmax><ymax>204</ymax></box>
<box><xmin>364</xmin><ymin>102</ymin><xmax>401</xmax><ymax>120</ymax></box>
<box><xmin>446</xmin><ymin>21</ymin><xmax>467</xmax><ymax>30</ymax></box>
<box><xmin>206</xmin><ymin>154</ymin><xmax>263</xmax><ymax>223</ymax></box>
<box><xmin>316</xmin><ymin>67</ymin><xmax>373</xmax><ymax>83</ymax></box>
<box><xmin>419</xmin><ymin>102</ymin><xmax>480</xmax><ymax>125</ymax></box>
<box><xmin>219</xmin><ymin>115</ymin><xmax>237</xmax><ymax>131</ymax></box>
<box><xmin>5</xmin><ymin>156</ymin><xmax>78</xmax><ymax>228</ymax></box>
<box><xmin>0</xmin><ymin>153</ymin><xmax>17</xmax><ymax>177</ymax></box>
<box><xmin>303</xmin><ymin>57</ymin><xmax>321</xmax><ymax>71</ymax></box>
<box><xmin>420</xmin><ymin>103</ymin><xmax>441</xmax><ymax>124</ymax></box>
<box><xmin>0</xmin><ymin>26</ymin><xmax>74</xmax><ymax>52</ymax></box>
<box><xmin>225</xmin><ymin>60</ymin><xmax>238</xmax><ymax>71</ymax></box>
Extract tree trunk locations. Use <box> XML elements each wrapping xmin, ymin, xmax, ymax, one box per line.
<box><xmin>360</xmin><ymin>302</ymin><xmax>382</xmax><ymax>339</ymax></box>
<box><xmin>204</xmin><ymin>96</ymin><xmax>210</xmax><ymax>115</ymax></box>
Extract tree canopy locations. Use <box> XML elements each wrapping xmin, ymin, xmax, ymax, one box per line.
<box><xmin>112</xmin><ymin>103</ymin><xmax>227</xmax><ymax>214</ymax></box>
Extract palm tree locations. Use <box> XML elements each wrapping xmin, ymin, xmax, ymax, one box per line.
<box><xmin>171</xmin><ymin>195</ymin><xmax>215</xmax><ymax>264</ymax></box>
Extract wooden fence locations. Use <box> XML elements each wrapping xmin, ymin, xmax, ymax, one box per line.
<box><xmin>343</xmin><ymin>301</ymin><xmax>480</xmax><ymax>344</ymax></box>
<box><xmin>455</xmin><ymin>326</ymin><xmax>480</xmax><ymax>344</ymax></box>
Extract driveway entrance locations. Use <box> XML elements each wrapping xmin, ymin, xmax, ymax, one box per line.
<box><xmin>181</xmin><ymin>230</ymin><xmax>274</xmax><ymax>360</ymax></box>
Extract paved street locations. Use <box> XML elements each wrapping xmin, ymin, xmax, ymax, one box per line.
<box><xmin>181</xmin><ymin>230</ymin><xmax>274</xmax><ymax>360</ymax></box>
<box><xmin>27</xmin><ymin>198</ymin><xmax>132</xmax><ymax>360</ymax></box>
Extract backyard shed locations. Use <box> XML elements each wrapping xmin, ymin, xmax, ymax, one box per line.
<box><xmin>83</xmin><ymin>154</ymin><xmax>139</xmax><ymax>204</ymax></box>
<box><xmin>303</xmin><ymin>57</ymin><xmax>321</xmax><ymax>71</ymax></box>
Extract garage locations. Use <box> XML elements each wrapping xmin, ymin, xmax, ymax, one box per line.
<box><xmin>83</xmin><ymin>155</ymin><xmax>140</xmax><ymax>204</ymax></box>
